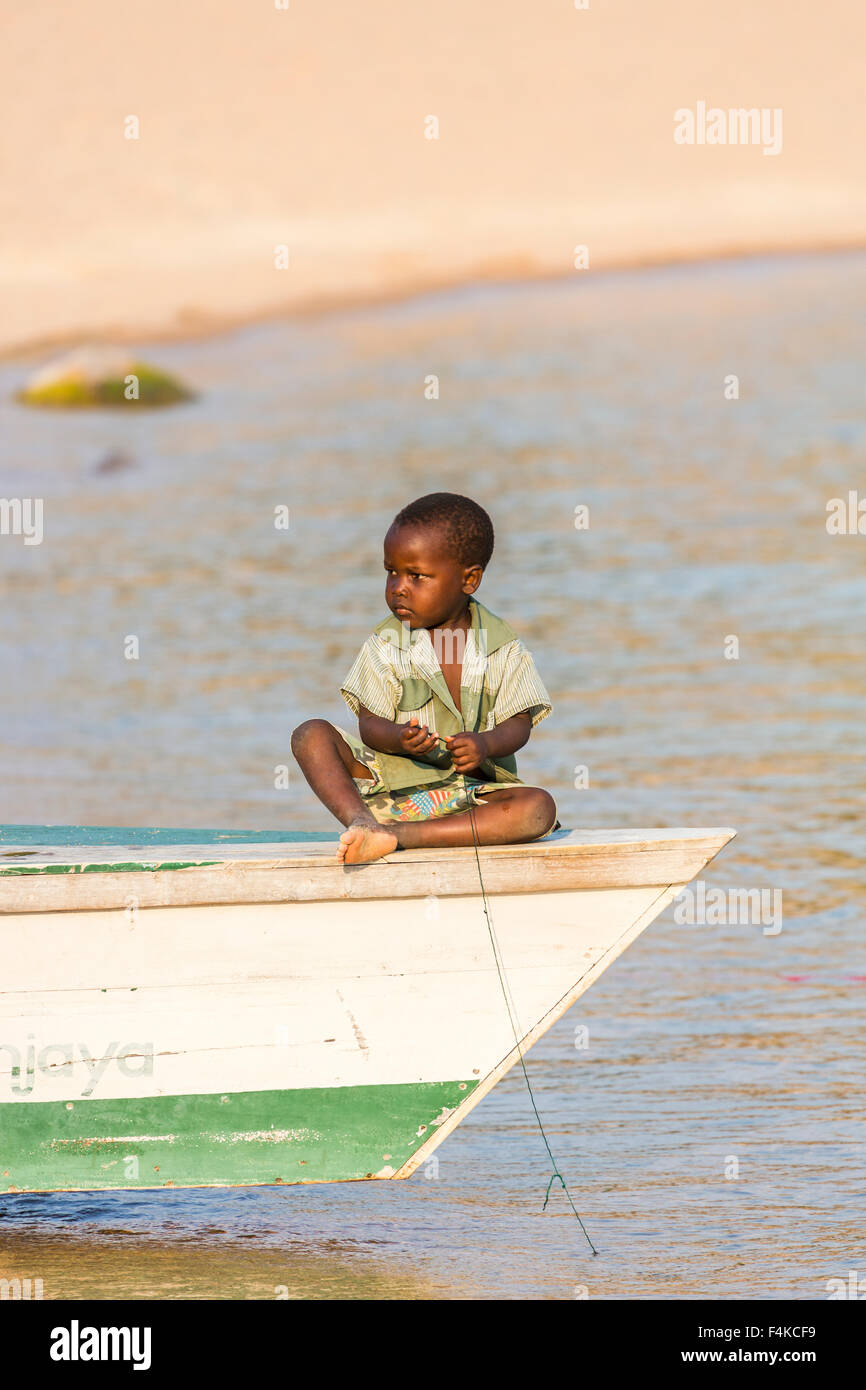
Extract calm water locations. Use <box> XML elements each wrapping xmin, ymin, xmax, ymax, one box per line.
<box><xmin>1</xmin><ymin>253</ymin><xmax>864</xmax><ymax>1299</ymax></box>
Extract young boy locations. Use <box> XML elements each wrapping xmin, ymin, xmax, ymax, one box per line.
<box><xmin>291</xmin><ymin>492</ymin><xmax>558</xmax><ymax>863</ymax></box>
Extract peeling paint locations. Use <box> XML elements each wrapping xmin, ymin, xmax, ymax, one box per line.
<box><xmin>430</xmin><ymin>1105</ymin><xmax>457</xmax><ymax>1127</ymax></box>
<box><xmin>0</xmin><ymin>859</ymin><xmax>221</xmax><ymax>876</ymax></box>
<box><xmin>208</xmin><ymin>1128</ymin><xmax>321</xmax><ymax>1145</ymax></box>
<box><xmin>335</xmin><ymin>989</ymin><xmax>369</xmax><ymax>1058</ymax></box>
<box><xmin>51</xmin><ymin>1134</ymin><xmax>176</xmax><ymax>1150</ymax></box>
<box><xmin>229</xmin><ymin>1129</ymin><xmax>316</xmax><ymax>1144</ymax></box>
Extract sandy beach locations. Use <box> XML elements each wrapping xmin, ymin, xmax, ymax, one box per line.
<box><xmin>2</xmin><ymin>0</ymin><xmax>865</xmax><ymax>356</ymax></box>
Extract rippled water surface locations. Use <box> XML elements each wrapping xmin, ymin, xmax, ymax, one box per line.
<box><xmin>1</xmin><ymin>253</ymin><xmax>864</xmax><ymax>1298</ymax></box>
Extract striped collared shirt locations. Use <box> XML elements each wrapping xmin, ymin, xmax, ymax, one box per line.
<box><xmin>339</xmin><ymin>597</ymin><xmax>551</xmax><ymax>791</ymax></box>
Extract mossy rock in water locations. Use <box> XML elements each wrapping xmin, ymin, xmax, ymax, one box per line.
<box><xmin>17</xmin><ymin>348</ymin><xmax>193</xmax><ymax>409</ymax></box>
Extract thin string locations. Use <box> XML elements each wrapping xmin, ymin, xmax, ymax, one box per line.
<box><xmin>460</xmin><ymin>769</ymin><xmax>598</xmax><ymax>1255</ymax></box>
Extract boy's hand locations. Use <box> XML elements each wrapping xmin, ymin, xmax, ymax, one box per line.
<box><xmin>445</xmin><ymin>731</ymin><xmax>489</xmax><ymax>773</ymax></box>
<box><xmin>399</xmin><ymin>718</ymin><xmax>440</xmax><ymax>757</ymax></box>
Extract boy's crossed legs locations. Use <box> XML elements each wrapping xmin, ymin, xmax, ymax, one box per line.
<box><xmin>291</xmin><ymin>719</ymin><xmax>557</xmax><ymax>864</ymax></box>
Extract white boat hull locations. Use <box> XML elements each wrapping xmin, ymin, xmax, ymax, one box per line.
<box><xmin>0</xmin><ymin>826</ymin><xmax>734</xmax><ymax>1191</ymax></box>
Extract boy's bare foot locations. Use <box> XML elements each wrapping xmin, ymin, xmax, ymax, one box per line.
<box><xmin>337</xmin><ymin>817</ymin><xmax>399</xmax><ymax>864</ymax></box>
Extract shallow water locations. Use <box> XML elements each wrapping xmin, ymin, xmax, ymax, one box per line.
<box><xmin>1</xmin><ymin>252</ymin><xmax>864</xmax><ymax>1299</ymax></box>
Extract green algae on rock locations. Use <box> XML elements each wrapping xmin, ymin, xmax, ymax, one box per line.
<box><xmin>17</xmin><ymin>347</ymin><xmax>193</xmax><ymax>409</ymax></box>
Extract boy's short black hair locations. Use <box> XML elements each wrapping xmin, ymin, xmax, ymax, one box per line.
<box><xmin>390</xmin><ymin>492</ymin><xmax>494</xmax><ymax>569</ymax></box>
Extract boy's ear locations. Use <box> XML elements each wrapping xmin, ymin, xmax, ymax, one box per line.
<box><xmin>463</xmin><ymin>564</ymin><xmax>483</xmax><ymax>594</ymax></box>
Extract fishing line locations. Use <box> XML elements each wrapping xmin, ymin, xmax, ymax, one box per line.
<box><xmin>459</xmin><ymin>766</ymin><xmax>598</xmax><ymax>1255</ymax></box>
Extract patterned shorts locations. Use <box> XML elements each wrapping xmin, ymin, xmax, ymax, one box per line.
<box><xmin>362</xmin><ymin>777</ymin><xmax>504</xmax><ymax>824</ymax></box>
<box><xmin>331</xmin><ymin>723</ymin><xmax>507</xmax><ymax>824</ymax></box>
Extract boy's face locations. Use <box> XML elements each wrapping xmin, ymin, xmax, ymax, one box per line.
<box><xmin>384</xmin><ymin>523</ymin><xmax>481</xmax><ymax>629</ymax></box>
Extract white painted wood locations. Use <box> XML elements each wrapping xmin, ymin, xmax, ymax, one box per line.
<box><xmin>396</xmin><ymin>881</ymin><xmax>686</xmax><ymax>1178</ymax></box>
<box><xmin>1</xmin><ymin>886</ymin><xmax>674</xmax><ymax>1102</ymax></box>
<box><xmin>0</xmin><ymin>827</ymin><xmax>736</xmax><ymax>912</ymax></box>
<box><xmin>0</xmin><ymin>828</ymin><xmax>731</xmax><ymax>867</ymax></box>
<box><xmin>1</xmin><ymin>885</ymin><xmax>660</xmax><ymax>992</ymax></box>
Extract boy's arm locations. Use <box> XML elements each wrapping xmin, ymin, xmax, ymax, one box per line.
<box><xmin>446</xmin><ymin>710</ymin><xmax>531</xmax><ymax>773</ymax></box>
<box><xmin>358</xmin><ymin>705</ymin><xmax>444</xmax><ymax>761</ymax></box>
<box><xmin>446</xmin><ymin>637</ymin><xmax>552</xmax><ymax>772</ymax></box>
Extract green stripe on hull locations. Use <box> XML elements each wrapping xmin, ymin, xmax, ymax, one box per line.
<box><xmin>0</xmin><ymin>1080</ymin><xmax>478</xmax><ymax>1192</ymax></box>
<box><xmin>0</xmin><ymin>860</ymin><xmax>221</xmax><ymax>876</ymax></box>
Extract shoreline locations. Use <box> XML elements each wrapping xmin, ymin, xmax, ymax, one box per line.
<box><xmin>6</xmin><ymin>0</ymin><xmax>865</xmax><ymax>367</ymax></box>
<box><xmin>4</xmin><ymin>235</ymin><xmax>865</xmax><ymax>367</ymax></box>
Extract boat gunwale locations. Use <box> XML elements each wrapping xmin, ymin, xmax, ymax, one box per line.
<box><xmin>0</xmin><ymin>825</ymin><xmax>737</xmax><ymax>870</ymax></box>
<box><xmin>0</xmin><ymin>827</ymin><xmax>736</xmax><ymax>912</ymax></box>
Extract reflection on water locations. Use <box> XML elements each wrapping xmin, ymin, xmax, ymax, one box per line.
<box><xmin>0</xmin><ymin>1194</ymin><xmax>455</xmax><ymax>1300</ymax></box>
<box><xmin>0</xmin><ymin>252</ymin><xmax>864</xmax><ymax>1298</ymax></box>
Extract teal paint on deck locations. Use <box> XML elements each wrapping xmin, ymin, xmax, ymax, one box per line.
<box><xmin>0</xmin><ymin>826</ymin><xmax>336</xmax><ymax>847</ymax></box>
<box><xmin>0</xmin><ymin>1080</ymin><xmax>478</xmax><ymax>1192</ymax></box>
